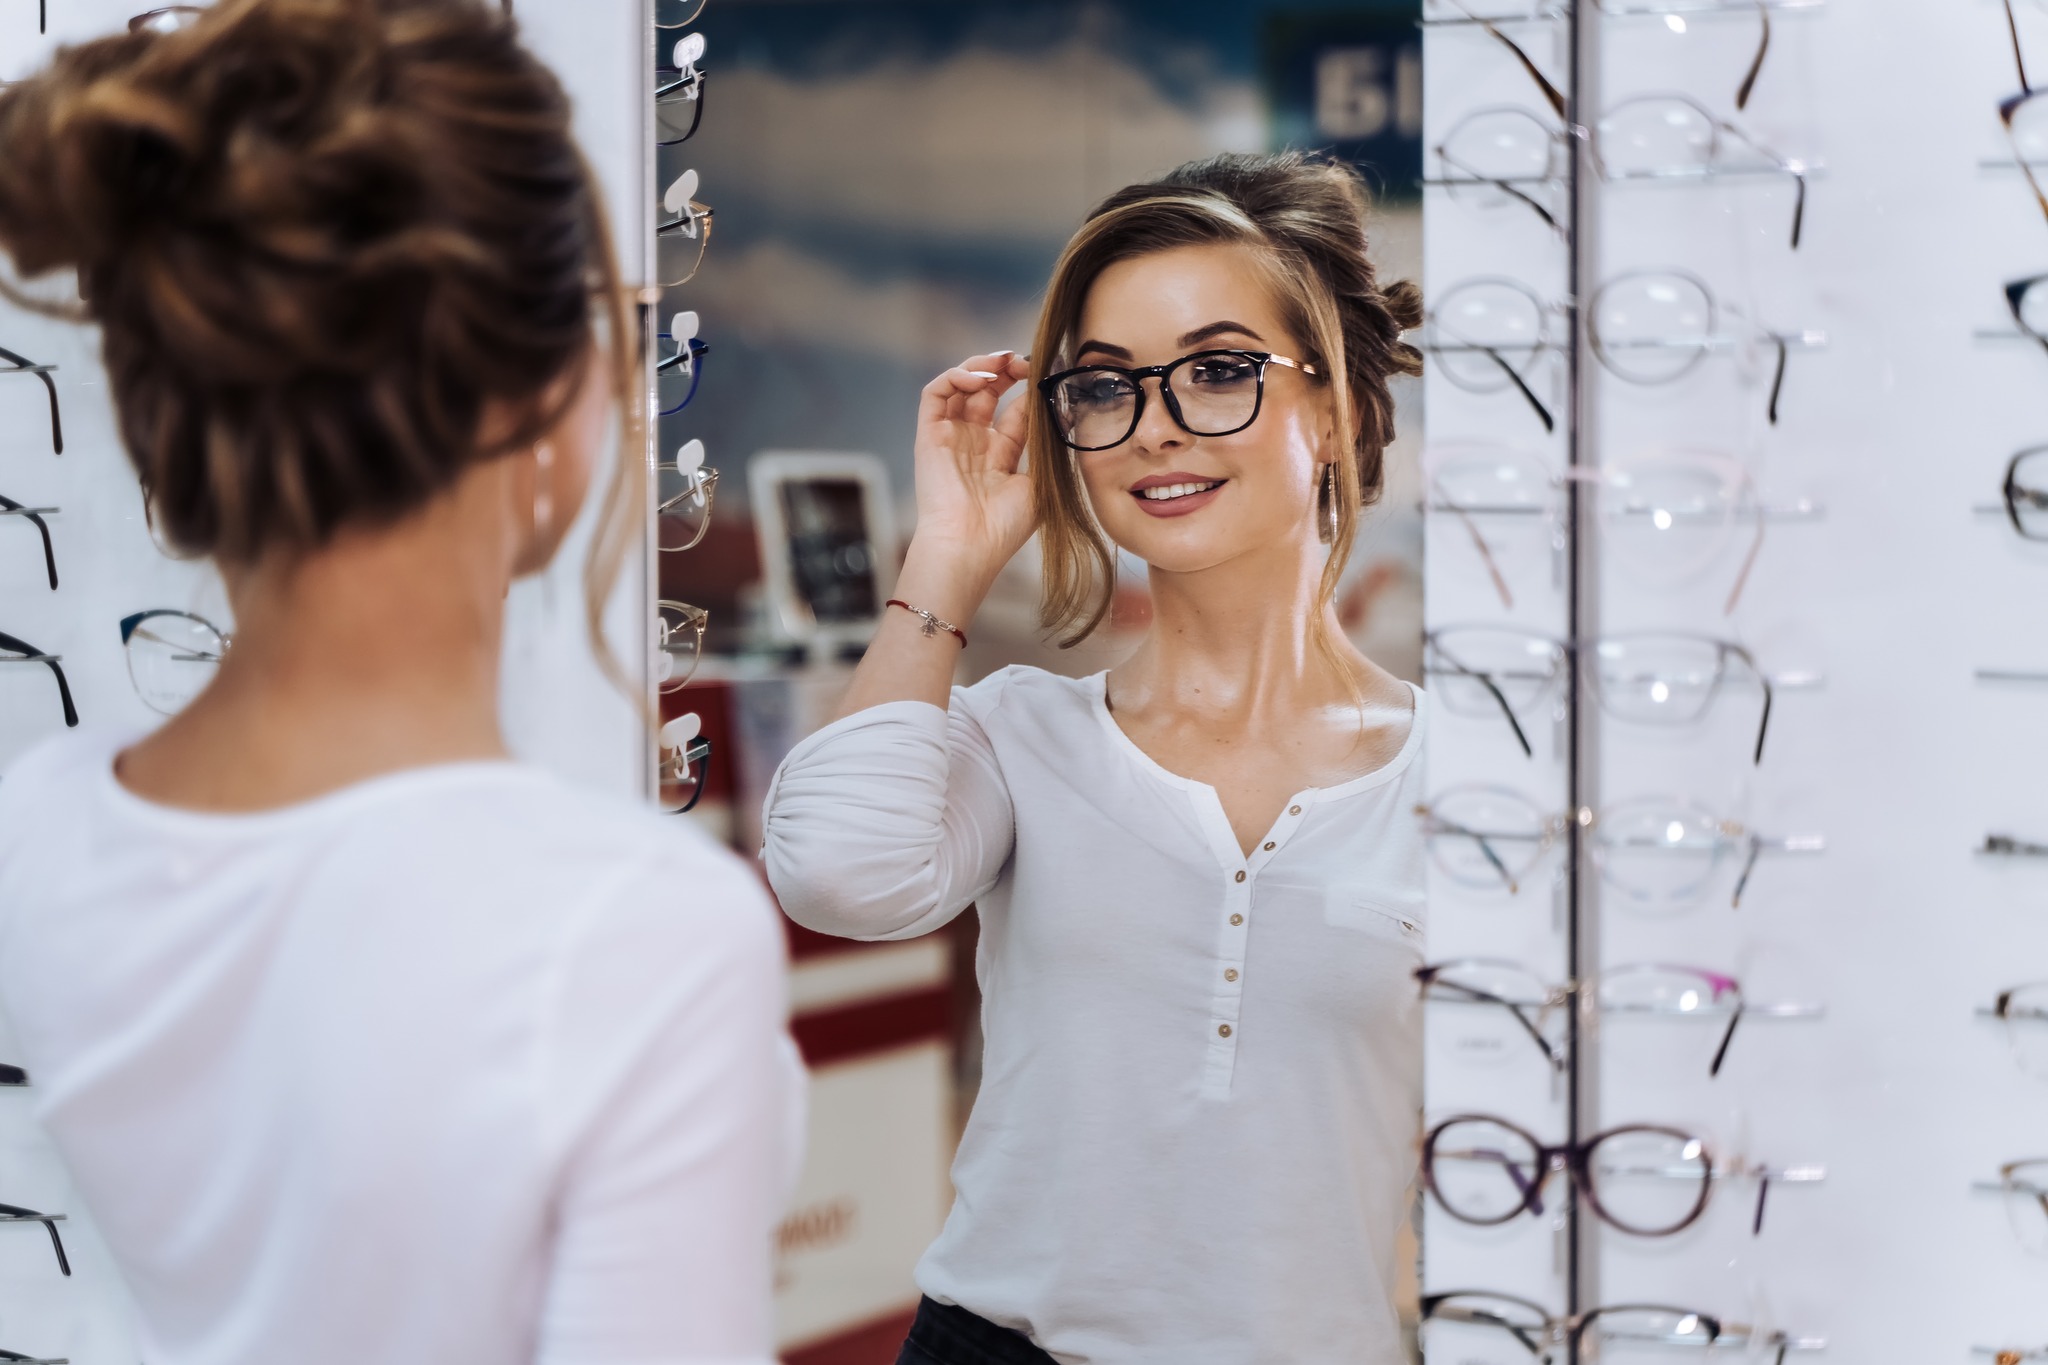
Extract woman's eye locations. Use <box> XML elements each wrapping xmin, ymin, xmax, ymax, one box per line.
<box><xmin>1069</xmin><ymin>376</ymin><xmax>1134</xmax><ymax>406</ymax></box>
<box><xmin>1187</xmin><ymin>357</ymin><xmax>1257</xmax><ymax>387</ymax></box>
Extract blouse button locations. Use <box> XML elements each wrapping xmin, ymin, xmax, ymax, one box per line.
<box><xmin>1289</xmin><ymin>805</ymin><xmax>1302</xmax><ymax>816</ymax></box>
<box><xmin>1229</xmin><ymin>913</ymin><xmax>1244</xmax><ymax>926</ymax></box>
<box><xmin>1234</xmin><ymin>870</ymin><xmax>1246</xmax><ymax>883</ymax></box>
<box><xmin>1224</xmin><ymin>968</ymin><xmax>1239</xmax><ymax>982</ymax></box>
<box><xmin>1218</xmin><ymin>1024</ymin><xmax>1233</xmax><ymax>1038</ymax></box>
<box><xmin>1263</xmin><ymin>841</ymin><xmax>1276</xmax><ymax>851</ymax></box>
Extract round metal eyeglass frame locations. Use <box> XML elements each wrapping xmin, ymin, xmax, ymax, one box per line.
<box><xmin>2003</xmin><ymin>447</ymin><xmax>2048</xmax><ymax>539</ymax></box>
<box><xmin>1036</xmin><ymin>349</ymin><xmax>1318</xmax><ymax>453</ymax></box>
<box><xmin>656</xmin><ymin>35</ymin><xmax>708</xmax><ymax>146</ymax></box>
<box><xmin>1422</xmin><ymin>1112</ymin><xmax>1722</xmax><ymax>1237</ymax></box>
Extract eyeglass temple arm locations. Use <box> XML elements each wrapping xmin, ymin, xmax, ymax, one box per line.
<box><xmin>1422</xmin><ymin>809</ymin><xmax>1521</xmax><ymax>892</ymax></box>
<box><xmin>1735</xmin><ymin>0</ymin><xmax>1771</xmax><ymax>111</ymax></box>
<box><xmin>1430</xmin><ymin>477</ymin><xmax>1514</xmax><ymax>609</ymax></box>
<box><xmin>2012</xmin><ymin>0</ymin><xmax>2034</xmax><ymax>95</ymax></box>
<box><xmin>1766</xmin><ymin>334</ymin><xmax>1787</xmax><ymax>425</ymax></box>
<box><xmin>0</xmin><ymin>1204</ymin><xmax>70</xmax><ymax>1276</ymax></box>
<box><xmin>0</xmin><ymin>631</ymin><xmax>78</xmax><ymax>727</ymax></box>
<box><xmin>669</xmin><ymin>738</ymin><xmax>713</xmax><ymax>815</ymax></box>
<box><xmin>1723</xmin><ymin>501</ymin><xmax>1766</xmax><ymax>617</ymax></box>
<box><xmin>0</xmin><ymin>345</ymin><xmax>63</xmax><ymax>456</ymax></box>
<box><xmin>1730</xmin><ymin>833</ymin><xmax>1763</xmax><ymax>907</ymax></box>
<box><xmin>1753</xmin><ymin>672</ymin><xmax>1773</xmax><ymax>765</ymax></box>
<box><xmin>1751</xmin><ymin>1168</ymin><xmax>1770</xmax><ymax>1234</ymax></box>
<box><xmin>1436</xmin><ymin>650</ymin><xmax>1536</xmax><ymax>757</ymax></box>
<box><xmin>1422</xmin><ymin>974</ymin><xmax>1560</xmax><ymax>1067</ymax></box>
<box><xmin>1484</xmin><ymin>345</ymin><xmax>1557</xmax><ymax>433</ymax></box>
<box><xmin>1709</xmin><ymin>1004</ymin><xmax>1743</xmax><ymax>1077</ymax></box>
<box><xmin>1479</xmin><ymin>15</ymin><xmax>1566</xmax><ymax>118</ymax></box>
<box><xmin>0</xmin><ymin>499</ymin><xmax>58</xmax><ymax>590</ymax></box>
<box><xmin>1438</xmin><ymin>146</ymin><xmax>1564</xmax><ymax>236</ymax></box>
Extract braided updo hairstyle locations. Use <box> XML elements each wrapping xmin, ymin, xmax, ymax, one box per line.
<box><xmin>0</xmin><ymin>0</ymin><xmax>639</xmax><ymax>646</ymax></box>
<box><xmin>1028</xmin><ymin>150</ymin><xmax>1423</xmax><ymax>647</ymax></box>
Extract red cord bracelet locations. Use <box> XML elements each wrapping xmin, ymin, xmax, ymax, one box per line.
<box><xmin>885</xmin><ymin>598</ymin><xmax>968</xmax><ymax>647</ymax></box>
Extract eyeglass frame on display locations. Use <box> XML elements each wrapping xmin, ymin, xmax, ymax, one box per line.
<box><xmin>119</xmin><ymin>609</ymin><xmax>231</xmax><ymax>717</ymax></box>
<box><xmin>657</xmin><ymin>333</ymin><xmax>710</xmax><ymax>418</ymax></box>
<box><xmin>1417</xmin><ymin>958</ymin><xmax>1820</xmax><ymax>1076</ymax></box>
<box><xmin>1421</xmin><ymin>443</ymin><xmax>1798</xmax><ymax>615</ymax></box>
<box><xmin>0</xmin><ymin>628</ymin><xmax>78</xmax><ymax>728</ymax></box>
<box><xmin>656</xmin><ymin>170</ymin><xmax>714</xmax><ymax>289</ymax></box>
<box><xmin>0</xmin><ymin>1202</ymin><xmax>70</xmax><ymax>1277</ymax></box>
<box><xmin>657</xmin><ymin>440</ymin><xmax>719</xmax><ymax>552</ymax></box>
<box><xmin>1421</xmin><ymin>271</ymin><xmax>1817</xmax><ymax>431</ymax></box>
<box><xmin>0</xmin><ymin>493</ymin><xmax>59</xmax><ymax>590</ymax></box>
<box><xmin>1037</xmin><ymin>350</ymin><xmax>1319</xmax><ymax>453</ymax></box>
<box><xmin>1415</xmin><ymin>787</ymin><xmax>1823</xmax><ymax>906</ymax></box>
<box><xmin>1426</xmin><ymin>95</ymin><xmax>1809</xmax><ymax>249</ymax></box>
<box><xmin>1424</xmin><ymin>1113</ymin><xmax>1776</xmax><ymax>1236</ymax></box>
<box><xmin>1968</xmin><ymin>446</ymin><xmax>2048</xmax><ymax>537</ymax></box>
<box><xmin>0</xmin><ymin>1065</ymin><xmax>25</xmax><ymax>1086</ymax></box>
<box><xmin>1421</xmin><ymin>625</ymin><xmax>1786</xmax><ymax>764</ymax></box>
<box><xmin>1419</xmin><ymin>1288</ymin><xmax>1821</xmax><ymax>1365</ymax></box>
<box><xmin>655</xmin><ymin>599</ymin><xmax>709</xmax><ymax>694</ymax></box>
<box><xmin>1979</xmin><ymin>832</ymin><xmax>2048</xmax><ymax>858</ymax></box>
<box><xmin>0</xmin><ymin>343</ymin><xmax>63</xmax><ymax>456</ymax></box>
<box><xmin>1431</xmin><ymin>0</ymin><xmax>1774</xmax><ymax>116</ymax></box>
<box><xmin>656</xmin><ymin>33</ymin><xmax>708</xmax><ymax>147</ymax></box>
<box><xmin>1975</xmin><ymin>1158</ymin><xmax>2048</xmax><ymax>1256</ymax></box>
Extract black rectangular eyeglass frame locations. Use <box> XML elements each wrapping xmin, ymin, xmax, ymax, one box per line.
<box><xmin>1037</xmin><ymin>349</ymin><xmax>1319</xmax><ymax>453</ymax></box>
<box><xmin>0</xmin><ymin>344</ymin><xmax>62</xmax><ymax>456</ymax></box>
<box><xmin>0</xmin><ymin>493</ymin><xmax>59</xmax><ymax>590</ymax></box>
<box><xmin>0</xmin><ymin>629</ymin><xmax>78</xmax><ymax>728</ymax></box>
<box><xmin>0</xmin><ymin>1203</ymin><xmax>70</xmax><ymax>1277</ymax></box>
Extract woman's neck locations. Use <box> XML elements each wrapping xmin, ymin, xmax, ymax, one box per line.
<box><xmin>1112</xmin><ymin>530</ymin><xmax>1359</xmax><ymax>716</ymax></box>
<box><xmin>116</xmin><ymin>474</ymin><xmax>518</xmax><ymax>811</ymax></box>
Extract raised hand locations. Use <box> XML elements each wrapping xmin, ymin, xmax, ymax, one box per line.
<box><xmin>909</xmin><ymin>350</ymin><xmax>1037</xmax><ymax>581</ymax></box>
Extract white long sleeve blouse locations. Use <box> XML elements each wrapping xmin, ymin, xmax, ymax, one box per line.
<box><xmin>762</xmin><ymin>665</ymin><xmax>1427</xmax><ymax>1365</ymax></box>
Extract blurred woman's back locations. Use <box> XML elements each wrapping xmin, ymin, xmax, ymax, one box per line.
<box><xmin>0</xmin><ymin>3</ymin><xmax>799</xmax><ymax>1361</ymax></box>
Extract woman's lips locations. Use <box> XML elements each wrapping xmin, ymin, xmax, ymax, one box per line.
<box><xmin>1130</xmin><ymin>478</ymin><xmax>1226</xmax><ymax>518</ymax></box>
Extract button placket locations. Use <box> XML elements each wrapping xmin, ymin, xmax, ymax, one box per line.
<box><xmin>1201</xmin><ymin>862</ymin><xmax>1254</xmax><ymax>1098</ymax></box>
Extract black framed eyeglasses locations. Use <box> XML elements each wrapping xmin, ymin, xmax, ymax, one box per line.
<box><xmin>1038</xmin><ymin>349</ymin><xmax>1318</xmax><ymax>453</ymax></box>
<box><xmin>0</xmin><ymin>493</ymin><xmax>58</xmax><ymax>590</ymax></box>
<box><xmin>660</xmin><ymin>722</ymin><xmax>714</xmax><ymax>815</ymax></box>
<box><xmin>0</xmin><ymin>1202</ymin><xmax>70</xmax><ymax>1277</ymax></box>
<box><xmin>656</xmin><ymin>33</ymin><xmax>708</xmax><ymax>146</ymax></box>
<box><xmin>0</xmin><ymin>629</ymin><xmax>78</xmax><ymax>728</ymax></box>
<box><xmin>0</xmin><ymin>343</ymin><xmax>63</xmax><ymax>456</ymax></box>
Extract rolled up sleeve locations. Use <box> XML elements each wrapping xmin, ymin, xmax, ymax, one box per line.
<box><xmin>761</xmin><ymin>691</ymin><xmax>1015</xmax><ymax>941</ymax></box>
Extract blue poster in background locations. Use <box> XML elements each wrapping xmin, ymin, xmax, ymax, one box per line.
<box><xmin>1262</xmin><ymin>10</ymin><xmax>1424</xmax><ymax>203</ymax></box>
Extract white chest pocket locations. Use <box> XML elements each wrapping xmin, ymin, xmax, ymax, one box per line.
<box><xmin>1323</xmin><ymin>884</ymin><xmax>1426</xmax><ymax>947</ymax></box>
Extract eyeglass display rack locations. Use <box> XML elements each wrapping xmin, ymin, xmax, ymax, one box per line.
<box><xmin>1421</xmin><ymin>0</ymin><xmax>2048</xmax><ymax>1359</ymax></box>
<box><xmin>0</xmin><ymin>4</ymin><xmax>655</xmax><ymax>1361</ymax></box>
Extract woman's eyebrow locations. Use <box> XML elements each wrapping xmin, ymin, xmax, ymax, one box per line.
<box><xmin>1178</xmin><ymin>320</ymin><xmax>1265</xmax><ymax>348</ymax></box>
<box><xmin>1074</xmin><ymin>339</ymin><xmax>1132</xmax><ymax>360</ymax></box>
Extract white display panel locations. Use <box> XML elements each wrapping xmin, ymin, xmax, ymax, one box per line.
<box><xmin>1424</xmin><ymin>1</ymin><xmax>2048</xmax><ymax>1359</ymax></box>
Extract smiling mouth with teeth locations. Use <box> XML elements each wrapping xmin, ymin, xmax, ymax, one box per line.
<box><xmin>1136</xmin><ymin>480</ymin><xmax>1226</xmax><ymax>501</ymax></box>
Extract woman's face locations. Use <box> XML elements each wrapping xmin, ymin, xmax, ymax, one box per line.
<box><xmin>1064</xmin><ymin>243</ymin><xmax>1333</xmax><ymax>577</ymax></box>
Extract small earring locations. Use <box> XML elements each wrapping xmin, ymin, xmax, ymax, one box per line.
<box><xmin>532</xmin><ymin>441</ymin><xmax>555</xmax><ymax>542</ymax></box>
